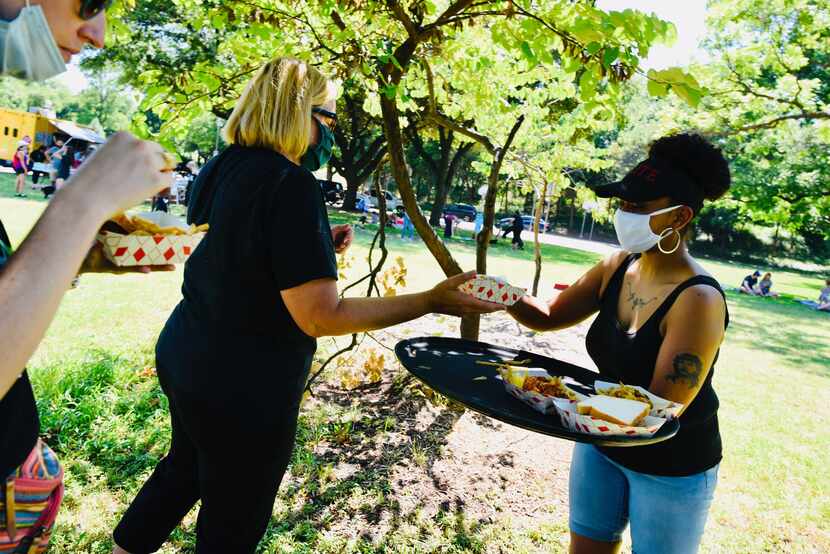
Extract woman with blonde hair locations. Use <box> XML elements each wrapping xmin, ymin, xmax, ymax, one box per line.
<box><xmin>111</xmin><ymin>57</ymin><xmax>501</xmax><ymax>553</ymax></box>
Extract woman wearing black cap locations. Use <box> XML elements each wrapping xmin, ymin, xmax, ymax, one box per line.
<box><xmin>506</xmin><ymin>133</ymin><xmax>731</xmax><ymax>554</ymax></box>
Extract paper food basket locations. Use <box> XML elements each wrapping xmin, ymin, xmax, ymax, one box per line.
<box><xmin>498</xmin><ymin>367</ymin><xmax>588</xmax><ymax>415</ymax></box>
<box><xmin>498</xmin><ymin>370</ymin><xmax>682</xmax><ymax>437</ymax></box>
<box><xmin>96</xmin><ymin>211</ymin><xmax>205</xmax><ymax>267</ymax></box>
<box><xmin>460</xmin><ymin>275</ymin><xmax>525</xmax><ymax>306</ymax></box>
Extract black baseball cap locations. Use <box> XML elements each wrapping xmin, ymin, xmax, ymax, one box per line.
<box><xmin>592</xmin><ymin>157</ymin><xmax>704</xmax><ymax>213</ymax></box>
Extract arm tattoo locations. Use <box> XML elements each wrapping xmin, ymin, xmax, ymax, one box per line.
<box><xmin>626</xmin><ymin>282</ymin><xmax>657</xmax><ymax>311</ymax></box>
<box><xmin>666</xmin><ymin>353</ymin><xmax>703</xmax><ymax>389</ymax></box>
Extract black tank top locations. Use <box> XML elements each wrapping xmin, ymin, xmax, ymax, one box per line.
<box><xmin>585</xmin><ymin>254</ymin><xmax>728</xmax><ymax>476</ymax></box>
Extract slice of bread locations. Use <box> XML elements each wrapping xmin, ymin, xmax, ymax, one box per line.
<box><xmin>577</xmin><ymin>395</ymin><xmax>650</xmax><ymax>426</ymax></box>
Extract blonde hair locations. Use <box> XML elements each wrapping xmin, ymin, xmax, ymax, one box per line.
<box><xmin>223</xmin><ymin>57</ymin><xmax>335</xmax><ymax>161</ymax></box>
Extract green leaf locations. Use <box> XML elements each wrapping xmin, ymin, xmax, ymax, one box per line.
<box><xmin>602</xmin><ymin>47</ymin><xmax>619</xmax><ymax>68</ymax></box>
<box><xmin>579</xmin><ymin>70</ymin><xmax>598</xmax><ymax>101</ymax></box>
<box><xmin>671</xmin><ymin>84</ymin><xmax>701</xmax><ymax>107</ymax></box>
<box><xmin>571</xmin><ymin>20</ymin><xmax>605</xmax><ymax>44</ymax></box>
<box><xmin>382</xmin><ymin>84</ymin><xmax>397</xmax><ymax>100</ymax></box>
<box><xmin>586</xmin><ymin>42</ymin><xmax>602</xmax><ymax>56</ymax></box>
<box><xmin>520</xmin><ymin>41</ymin><xmax>538</xmax><ymax>65</ymax></box>
<box><xmin>647</xmin><ymin>78</ymin><xmax>669</xmax><ymax>97</ymax></box>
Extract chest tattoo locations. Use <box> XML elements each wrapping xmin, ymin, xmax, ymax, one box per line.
<box><xmin>625</xmin><ymin>281</ymin><xmax>658</xmax><ymax>311</ymax></box>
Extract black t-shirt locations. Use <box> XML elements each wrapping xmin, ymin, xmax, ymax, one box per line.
<box><xmin>743</xmin><ymin>274</ymin><xmax>758</xmax><ymax>288</ymax></box>
<box><xmin>0</xmin><ymin>219</ymin><xmax>39</xmax><ymax>478</ymax></box>
<box><xmin>155</xmin><ymin>145</ymin><xmax>337</xmax><ymax>397</ymax></box>
<box><xmin>58</xmin><ymin>153</ymin><xmax>72</xmax><ymax>179</ymax></box>
<box><xmin>586</xmin><ymin>254</ymin><xmax>728</xmax><ymax>476</ymax></box>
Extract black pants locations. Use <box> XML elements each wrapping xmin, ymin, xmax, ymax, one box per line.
<box><xmin>113</xmin><ymin>366</ymin><xmax>301</xmax><ymax>553</ymax></box>
<box><xmin>31</xmin><ymin>170</ymin><xmax>46</xmax><ymax>184</ymax></box>
<box><xmin>509</xmin><ymin>229</ymin><xmax>524</xmax><ymax>249</ymax></box>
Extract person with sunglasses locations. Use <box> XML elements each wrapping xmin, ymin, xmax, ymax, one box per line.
<box><xmin>0</xmin><ymin>1</ymin><xmax>172</xmax><ymax>550</ymax></box>
<box><xmin>109</xmin><ymin>57</ymin><xmax>502</xmax><ymax>554</ymax></box>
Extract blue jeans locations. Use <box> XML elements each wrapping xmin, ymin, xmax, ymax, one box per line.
<box><xmin>569</xmin><ymin>443</ymin><xmax>718</xmax><ymax>554</ymax></box>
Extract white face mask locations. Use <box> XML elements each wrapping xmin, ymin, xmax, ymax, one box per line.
<box><xmin>613</xmin><ymin>205</ymin><xmax>682</xmax><ymax>253</ymax></box>
<box><xmin>0</xmin><ymin>2</ymin><xmax>66</xmax><ymax>81</ymax></box>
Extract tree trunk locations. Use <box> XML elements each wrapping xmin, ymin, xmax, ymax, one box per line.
<box><xmin>531</xmin><ymin>187</ymin><xmax>545</xmax><ymax>296</ymax></box>
<box><xmin>568</xmin><ymin>197</ymin><xmax>576</xmax><ymax>232</ymax></box>
<box><xmin>342</xmin><ymin>180</ymin><xmax>360</xmax><ymax>211</ymax></box>
<box><xmin>471</xmin><ymin>116</ymin><xmax>525</xmax><ymax>339</ymax></box>
<box><xmin>437</xmin><ymin>142</ymin><xmax>474</xmax><ymax>222</ymax></box>
<box><xmin>429</xmin><ymin>151</ymin><xmax>472</xmax><ymax>225</ymax></box>
<box><xmin>379</xmin><ymin>95</ymin><xmax>462</xmax><ymax>278</ymax></box>
<box><xmin>428</xmin><ymin>166</ymin><xmax>451</xmax><ymax>226</ymax></box>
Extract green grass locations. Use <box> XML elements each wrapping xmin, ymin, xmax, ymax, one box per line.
<box><xmin>2</xmin><ymin>196</ymin><xmax>828</xmax><ymax>553</ymax></box>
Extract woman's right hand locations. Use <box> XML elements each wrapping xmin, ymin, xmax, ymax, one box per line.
<box><xmin>64</xmin><ymin>132</ymin><xmax>173</xmax><ymax>218</ymax></box>
<box><xmin>426</xmin><ymin>271</ymin><xmax>505</xmax><ymax>317</ymax></box>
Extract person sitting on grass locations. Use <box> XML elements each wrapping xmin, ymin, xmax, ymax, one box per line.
<box><xmin>505</xmin><ymin>133</ymin><xmax>730</xmax><ymax>554</ymax></box>
<box><xmin>740</xmin><ymin>270</ymin><xmax>761</xmax><ymax>295</ymax></box>
<box><xmin>757</xmin><ymin>272</ymin><xmax>779</xmax><ymax>297</ymax></box>
<box><xmin>798</xmin><ymin>278</ymin><xmax>830</xmax><ymax>311</ymax></box>
<box><xmin>815</xmin><ymin>279</ymin><xmax>830</xmax><ymax>311</ymax></box>
<box><xmin>819</xmin><ymin>279</ymin><xmax>830</xmax><ymax>305</ymax></box>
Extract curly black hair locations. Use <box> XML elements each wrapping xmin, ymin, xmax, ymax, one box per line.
<box><xmin>649</xmin><ymin>133</ymin><xmax>731</xmax><ymax>202</ymax></box>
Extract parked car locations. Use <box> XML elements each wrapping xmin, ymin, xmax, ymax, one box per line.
<box><xmin>443</xmin><ymin>203</ymin><xmax>477</xmax><ymax>221</ymax></box>
<box><xmin>498</xmin><ymin>215</ymin><xmax>548</xmax><ymax>233</ymax></box>
<box><xmin>318</xmin><ymin>179</ymin><xmax>343</xmax><ymax>204</ymax></box>
<box><xmin>358</xmin><ymin>189</ymin><xmax>404</xmax><ymax>214</ymax></box>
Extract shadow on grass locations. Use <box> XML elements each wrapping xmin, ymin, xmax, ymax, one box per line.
<box><xmin>257</xmin><ymin>373</ymin><xmax>493</xmax><ymax>552</ymax></box>
<box><xmin>725</xmin><ymin>292</ymin><xmax>830</xmax><ymax>379</ymax></box>
<box><xmin>31</xmin><ymin>351</ymin><xmax>503</xmax><ymax>552</ymax></box>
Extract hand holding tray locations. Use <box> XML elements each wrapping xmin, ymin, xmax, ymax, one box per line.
<box><xmin>395</xmin><ymin>336</ymin><xmax>679</xmax><ymax>447</ymax></box>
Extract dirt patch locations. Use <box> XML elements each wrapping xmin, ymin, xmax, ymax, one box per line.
<box><xmin>297</xmin><ymin>312</ymin><xmax>597</xmax><ymax>544</ymax></box>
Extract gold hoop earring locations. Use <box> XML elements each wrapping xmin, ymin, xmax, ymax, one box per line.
<box><xmin>657</xmin><ymin>228</ymin><xmax>681</xmax><ymax>254</ymax></box>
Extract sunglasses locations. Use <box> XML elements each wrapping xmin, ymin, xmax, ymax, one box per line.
<box><xmin>80</xmin><ymin>0</ymin><xmax>113</xmax><ymax>20</ymax></box>
<box><xmin>312</xmin><ymin>107</ymin><xmax>337</xmax><ymax>131</ymax></box>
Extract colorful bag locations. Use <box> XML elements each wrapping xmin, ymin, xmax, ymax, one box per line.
<box><xmin>0</xmin><ymin>440</ymin><xmax>64</xmax><ymax>553</ymax></box>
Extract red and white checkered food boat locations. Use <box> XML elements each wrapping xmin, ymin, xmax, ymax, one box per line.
<box><xmin>96</xmin><ymin>212</ymin><xmax>205</xmax><ymax>267</ymax></box>
<box><xmin>499</xmin><ymin>369</ymin><xmax>680</xmax><ymax>437</ymax></box>
<box><xmin>499</xmin><ymin>367</ymin><xmax>587</xmax><ymax>415</ymax></box>
<box><xmin>552</xmin><ymin>398</ymin><xmax>668</xmax><ymax>438</ymax></box>
<box><xmin>593</xmin><ymin>380</ymin><xmax>684</xmax><ymax>420</ymax></box>
<box><xmin>459</xmin><ymin>275</ymin><xmax>525</xmax><ymax>306</ymax></box>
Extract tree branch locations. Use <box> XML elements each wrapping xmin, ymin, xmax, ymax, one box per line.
<box><xmin>447</xmin><ymin>141</ymin><xmax>474</xmax><ymax>185</ymax></box>
<box><xmin>477</xmin><ymin>114</ymin><xmax>525</xmax><ymax>274</ymax></box>
<box><xmin>724</xmin><ymin>72</ymin><xmax>805</xmax><ymax>112</ymax></box>
<box><xmin>426</xmin><ymin>0</ymin><xmax>479</xmax><ymax>30</ymax></box>
<box><xmin>387</xmin><ymin>0</ymin><xmax>420</xmax><ymax>39</ymax></box>
<box><xmin>238</xmin><ymin>1</ymin><xmax>341</xmax><ymax>57</ymax></box>
<box><xmin>427</xmin><ymin>112</ymin><xmax>496</xmax><ymax>154</ymax></box>
<box><xmin>305</xmin><ymin>334</ymin><xmax>359</xmax><ymax>394</ymax></box>
<box><xmin>706</xmin><ymin>111</ymin><xmax>830</xmax><ymax>137</ymax></box>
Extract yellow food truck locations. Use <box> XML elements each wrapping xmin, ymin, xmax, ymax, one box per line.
<box><xmin>0</xmin><ymin>106</ymin><xmax>105</xmax><ymax>164</ymax></box>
